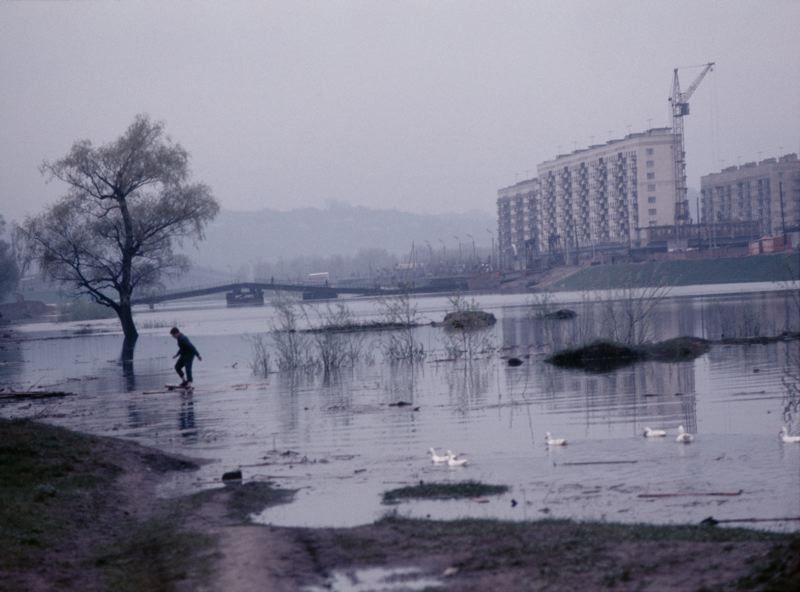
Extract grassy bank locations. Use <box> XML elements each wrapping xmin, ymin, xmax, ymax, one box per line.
<box><xmin>552</xmin><ymin>252</ymin><xmax>799</xmax><ymax>291</ymax></box>
<box><xmin>0</xmin><ymin>418</ymin><xmax>210</xmax><ymax>592</ymax></box>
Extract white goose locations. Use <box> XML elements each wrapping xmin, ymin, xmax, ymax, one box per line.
<box><xmin>643</xmin><ymin>427</ymin><xmax>667</xmax><ymax>438</ymax></box>
<box><xmin>675</xmin><ymin>425</ymin><xmax>694</xmax><ymax>443</ymax></box>
<box><xmin>780</xmin><ymin>427</ymin><xmax>800</xmax><ymax>444</ymax></box>
<box><xmin>446</xmin><ymin>450</ymin><xmax>468</xmax><ymax>467</ymax></box>
<box><xmin>429</xmin><ymin>448</ymin><xmax>450</xmax><ymax>463</ymax></box>
<box><xmin>545</xmin><ymin>432</ymin><xmax>567</xmax><ymax>446</ymax></box>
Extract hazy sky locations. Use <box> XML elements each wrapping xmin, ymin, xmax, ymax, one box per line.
<box><xmin>1</xmin><ymin>0</ymin><xmax>798</xmax><ymax>224</ymax></box>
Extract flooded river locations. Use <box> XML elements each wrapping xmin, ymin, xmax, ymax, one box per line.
<box><xmin>2</xmin><ymin>284</ymin><xmax>799</xmax><ymax>531</ymax></box>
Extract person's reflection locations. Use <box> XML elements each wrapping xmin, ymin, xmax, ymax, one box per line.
<box><xmin>179</xmin><ymin>391</ymin><xmax>198</xmax><ymax>442</ymax></box>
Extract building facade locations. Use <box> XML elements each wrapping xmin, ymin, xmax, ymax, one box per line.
<box><xmin>700</xmin><ymin>153</ymin><xmax>800</xmax><ymax>238</ymax></box>
<box><xmin>497</xmin><ymin>177</ymin><xmax>538</xmax><ymax>269</ymax></box>
<box><xmin>497</xmin><ymin>128</ymin><xmax>680</xmax><ymax>267</ymax></box>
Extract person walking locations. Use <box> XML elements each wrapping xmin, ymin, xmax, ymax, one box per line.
<box><xmin>170</xmin><ymin>327</ymin><xmax>202</xmax><ymax>387</ymax></box>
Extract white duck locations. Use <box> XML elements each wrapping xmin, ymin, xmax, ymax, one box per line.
<box><xmin>643</xmin><ymin>427</ymin><xmax>667</xmax><ymax>438</ymax></box>
<box><xmin>545</xmin><ymin>432</ymin><xmax>567</xmax><ymax>446</ymax></box>
<box><xmin>675</xmin><ymin>425</ymin><xmax>694</xmax><ymax>443</ymax></box>
<box><xmin>780</xmin><ymin>427</ymin><xmax>800</xmax><ymax>444</ymax></box>
<box><xmin>429</xmin><ymin>448</ymin><xmax>450</xmax><ymax>463</ymax></box>
<box><xmin>446</xmin><ymin>450</ymin><xmax>468</xmax><ymax>467</ymax></box>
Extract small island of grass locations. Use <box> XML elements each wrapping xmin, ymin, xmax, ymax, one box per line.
<box><xmin>383</xmin><ymin>480</ymin><xmax>509</xmax><ymax>504</ymax></box>
<box><xmin>546</xmin><ymin>336</ymin><xmax>711</xmax><ymax>372</ymax></box>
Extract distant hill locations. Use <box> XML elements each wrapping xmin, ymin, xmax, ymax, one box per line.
<box><xmin>187</xmin><ymin>202</ymin><xmax>495</xmax><ymax>270</ymax></box>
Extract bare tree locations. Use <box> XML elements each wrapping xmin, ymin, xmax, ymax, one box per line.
<box><xmin>20</xmin><ymin>115</ymin><xmax>219</xmax><ymax>352</ymax></box>
<box><xmin>0</xmin><ymin>216</ymin><xmax>20</xmax><ymax>302</ymax></box>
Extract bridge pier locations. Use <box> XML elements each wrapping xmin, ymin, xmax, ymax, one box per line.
<box><xmin>226</xmin><ymin>286</ymin><xmax>264</xmax><ymax>307</ymax></box>
<box><xmin>302</xmin><ymin>287</ymin><xmax>338</xmax><ymax>300</ymax></box>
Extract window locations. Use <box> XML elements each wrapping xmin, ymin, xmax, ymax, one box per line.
<box><xmin>646</xmin><ymin>148</ymin><xmax>654</xmax><ymax>156</ymax></box>
<box><xmin>648</xmin><ymin>196</ymin><xmax>657</xmax><ymax>203</ymax></box>
<box><xmin>648</xmin><ymin>208</ymin><xmax>657</xmax><ymax>216</ymax></box>
<box><xmin>647</xmin><ymin>172</ymin><xmax>655</xmax><ymax>180</ymax></box>
<box><xmin>646</xmin><ymin>160</ymin><xmax>654</xmax><ymax>167</ymax></box>
<box><xmin>647</xmin><ymin>184</ymin><xmax>656</xmax><ymax>191</ymax></box>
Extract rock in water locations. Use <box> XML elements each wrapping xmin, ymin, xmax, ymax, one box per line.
<box><xmin>222</xmin><ymin>469</ymin><xmax>243</xmax><ymax>481</ymax></box>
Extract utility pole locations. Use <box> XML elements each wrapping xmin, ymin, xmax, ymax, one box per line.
<box><xmin>779</xmin><ymin>181</ymin><xmax>787</xmax><ymax>241</ymax></box>
<box><xmin>486</xmin><ymin>229</ymin><xmax>495</xmax><ymax>270</ymax></box>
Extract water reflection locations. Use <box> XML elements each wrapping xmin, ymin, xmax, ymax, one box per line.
<box><xmin>1</xmin><ymin>288</ymin><xmax>798</xmax><ymax>531</ymax></box>
<box><xmin>179</xmin><ymin>392</ymin><xmax>197</xmax><ymax>442</ymax></box>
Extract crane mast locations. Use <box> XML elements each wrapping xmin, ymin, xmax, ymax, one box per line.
<box><xmin>669</xmin><ymin>62</ymin><xmax>714</xmax><ymax>227</ymax></box>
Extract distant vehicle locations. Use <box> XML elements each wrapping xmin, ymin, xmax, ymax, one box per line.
<box><xmin>307</xmin><ymin>272</ymin><xmax>330</xmax><ymax>286</ymax></box>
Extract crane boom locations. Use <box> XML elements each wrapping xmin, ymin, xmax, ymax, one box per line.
<box><xmin>682</xmin><ymin>63</ymin><xmax>714</xmax><ymax>102</ymax></box>
<box><xmin>670</xmin><ymin>62</ymin><xmax>714</xmax><ymax>227</ymax></box>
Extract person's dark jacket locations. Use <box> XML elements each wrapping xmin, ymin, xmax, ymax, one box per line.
<box><xmin>176</xmin><ymin>334</ymin><xmax>200</xmax><ymax>359</ymax></box>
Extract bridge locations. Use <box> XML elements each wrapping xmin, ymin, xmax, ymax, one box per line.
<box><xmin>131</xmin><ymin>277</ymin><xmax>468</xmax><ymax>307</ymax></box>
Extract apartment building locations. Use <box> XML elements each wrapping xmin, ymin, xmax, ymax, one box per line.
<box><xmin>497</xmin><ymin>177</ymin><xmax>538</xmax><ymax>269</ymax></box>
<box><xmin>700</xmin><ymin>153</ymin><xmax>800</xmax><ymax>237</ymax></box>
<box><xmin>497</xmin><ymin>128</ymin><xmax>680</xmax><ymax>267</ymax></box>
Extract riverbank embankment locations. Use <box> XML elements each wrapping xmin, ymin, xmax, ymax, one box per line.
<box><xmin>550</xmin><ymin>252</ymin><xmax>798</xmax><ymax>291</ymax></box>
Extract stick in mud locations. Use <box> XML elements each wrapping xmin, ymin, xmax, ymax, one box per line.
<box><xmin>0</xmin><ymin>390</ymin><xmax>76</xmax><ymax>400</ymax></box>
<box><xmin>638</xmin><ymin>489</ymin><xmax>743</xmax><ymax>498</ymax></box>
<box><xmin>559</xmin><ymin>460</ymin><xmax>638</xmax><ymax>466</ymax></box>
<box><xmin>713</xmin><ymin>516</ymin><xmax>800</xmax><ymax>523</ymax></box>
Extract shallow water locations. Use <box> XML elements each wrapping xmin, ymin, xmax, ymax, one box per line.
<box><xmin>2</xmin><ymin>287</ymin><xmax>799</xmax><ymax>532</ymax></box>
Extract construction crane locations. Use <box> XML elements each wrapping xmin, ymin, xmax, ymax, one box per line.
<box><xmin>669</xmin><ymin>61</ymin><xmax>714</xmax><ymax>226</ymax></box>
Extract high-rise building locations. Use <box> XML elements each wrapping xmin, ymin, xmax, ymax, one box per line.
<box><xmin>497</xmin><ymin>177</ymin><xmax>538</xmax><ymax>269</ymax></box>
<box><xmin>700</xmin><ymin>154</ymin><xmax>800</xmax><ymax>237</ymax></box>
<box><xmin>497</xmin><ymin>128</ymin><xmax>680</xmax><ymax>267</ymax></box>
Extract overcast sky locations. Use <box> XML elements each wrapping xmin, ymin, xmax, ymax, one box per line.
<box><xmin>1</xmin><ymin>0</ymin><xmax>798</xmax><ymax>224</ymax></box>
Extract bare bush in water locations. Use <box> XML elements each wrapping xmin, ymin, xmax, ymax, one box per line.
<box><xmin>270</xmin><ymin>294</ymin><xmax>312</xmax><ymax>371</ymax></box>
<box><xmin>441</xmin><ymin>294</ymin><xmax>495</xmax><ymax>361</ymax></box>
<box><xmin>527</xmin><ymin>290</ymin><xmax>554</xmax><ymax>319</ymax></box>
<box><xmin>566</xmin><ymin>291</ymin><xmax>601</xmax><ymax>347</ymax></box>
<box><xmin>598</xmin><ymin>273</ymin><xmax>671</xmax><ymax>345</ymax></box>
<box><xmin>303</xmin><ymin>302</ymin><xmax>365</xmax><ymax>374</ymax></box>
<box><xmin>379</xmin><ymin>291</ymin><xmax>426</xmax><ymax>363</ymax></box>
<box><xmin>246</xmin><ymin>334</ymin><xmax>272</xmax><ymax>377</ymax></box>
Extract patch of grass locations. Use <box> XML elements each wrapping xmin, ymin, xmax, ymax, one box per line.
<box><xmin>736</xmin><ymin>537</ymin><xmax>800</xmax><ymax>591</ymax></box>
<box><xmin>546</xmin><ymin>340</ymin><xmax>642</xmax><ymax>372</ymax></box>
<box><xmin>546</xmin><ymin>337</ymin><xmax>711</xmax><ymax>372</ymax></box>
<box><xmin>375</xmin><ymin>516</ymin><xmax>791</xmax><ymax>545</ymax></box>
<box><xmin>94</xmin><ymin>518</ymin><xmax>216</xmax><ymax>592</ymax></box>
<box><xmin>553</xmin><ymin>253</ymin><xmax>799</xmax><ymax>290</ymax></box>
<box><xmin>0</xmin><ymin>419</ymin><xmax>115</xmax><ymax>568</ymax></box>
<box><xmin>441</xmin><ymin>310</ymin><xmax>497</xmax><ymax>330</ymax></box>
<box><xmin>382</xmin><ymin>480</ymin><xmax>509</xmax><ymax>503</ymax></box>
<box><xmin>0</xmin><ymin>419</ymin><xmax>206</xmax><ymax>591</ymax></box>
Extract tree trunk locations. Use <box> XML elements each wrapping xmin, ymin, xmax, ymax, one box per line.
<box><xmin>118</xmin><ymin>302</ymin><xmax>139</xmax><ymax>347</ymax></box>
<box><xmin>120</xmin><ymin>339</ymin><xmax>137</xmax><ymax>390</ymax></box>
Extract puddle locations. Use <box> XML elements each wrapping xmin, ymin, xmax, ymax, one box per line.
<box><xmin>304</xmin><ymin>566</ymin><xmax>443</xmax><ymax>591</ymax></box>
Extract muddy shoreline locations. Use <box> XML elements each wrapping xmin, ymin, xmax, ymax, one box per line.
<box><xmin>1</xmin><ymin>418</ymin><xmax>798</xmax><ymax>591</ymax></box>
